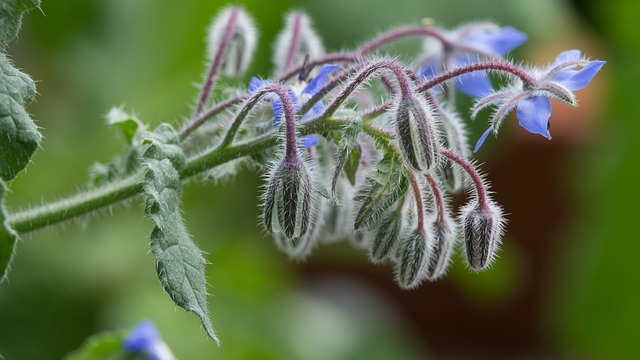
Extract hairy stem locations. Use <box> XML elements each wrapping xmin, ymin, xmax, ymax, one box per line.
<box><xmin>417</xmin><ymin>61</ymin><xmax>535</xmax><ymax>93</ymax></box>
<box><xmin>424</xmin><ymin>172</ymin><xmax>445</xmax><ymax>224</ymax></box>
<box><xmin>195</xmin><ymin>8</ymin><xmax>239</xmax><ymax>115</ymax></box>
<box><xmin>407</xmin><ymin>169</ymin><xmax>426</xmax><ymax>234</ymax></box>
<box><xmin>283</xmin><ymin>12</ymin><xmax>303</xmax><ymax>72</ymax></box>
<box><xmin>440</xmin><ymin>149</ymin><xmax>488</xmax><ymax>208</ymax></box>
<box><xmin>179</xmin><ymin>94</ymin><xmax>245</xmax><ymax>140</ymax></box>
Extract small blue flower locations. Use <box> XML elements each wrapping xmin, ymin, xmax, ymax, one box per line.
<box><xmin>472</xmin><ymin>50</ymin><xmax>605</xmax><ymax>152</ymax></box>
<box><xmin>123</xmin><ymin>320</ymin><xmax>176</xmax><ymax>360</ymax></box>
<box><xmin>420</xmin><ymin>25</ymin><xmax>527</xmax><ymax>97</ymax></box>
<box><xmin>249</xmin><ymin>64</ymin><xmax>340</xmax><ymax>148</ymax></box>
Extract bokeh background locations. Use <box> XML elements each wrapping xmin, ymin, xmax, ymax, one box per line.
<box><xmin>1</xmin><ymin>0</ymin><xmax>638</xmax><ymax>358</ymax></box>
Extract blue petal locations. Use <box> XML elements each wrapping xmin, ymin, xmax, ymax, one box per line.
<box><xmin>516</xmin><ymin>96</ymin><xmax>552</xmax><ymax>139</ymax></box>
<box><xmin>302</xmin><ymin>134</ymin><xmax>318</xmax><ymax>148</ymax></box>
<box><xmin>272</xmin><ymin>89</ymin><xmax>299</xmax><ymax>125</ymax></box>
<box><xmin>301</xmin><ymin>64</ymin><xmax>341</xmax><ymax>96</ymax></box>
<box><xmin>551</xmin><ymin>49</ymin><xmax>582</xmax><ymax>67</ymax></box>
<box><xmin>473</xmin><ymin>126</ymin><xmax>493</xmax><ymax>153</ymax></box>
<box><xmin>420</xmin><ymin>61</ymin><xmax>441</xmax><ymax>79</ymax></box>
<box><xmin>302</xmin><ymin>101</ymin><xmax>325</xmax><ymax>121</ymax></box>
<box><xmin>464</xmin><ymin>26</ymin><xmax>527</xmax><ymax>56</ymax></box>
<box><xmin>123</xmin><ymin>320</ymin><xmax>159</xmax><ymax>353</ymax></box>
<box><xmin>555</xmin><ymin>60</ymin><xmax>605</xmax><ymax>91</ymax></box>
<box><xmin>452</xmin><ymin>58</ymin><xmax>494</xmax><ymax>97</ymax></box>
<box><xmin>249</xmin><ymin>77</ymin><xmax>270</xmax><ymax>93</ymax></box>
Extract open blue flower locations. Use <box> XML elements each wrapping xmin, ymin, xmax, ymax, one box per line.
<box><xmin>249</xmin><ymin>64</ymin><xmax>340</xmax><ymax>147</ymax></box>
<box><xmin>123</xmin><ymin>320</ymin><xmax>175</xmax><ymax>360</ymax></box>
<box><xmin>472</xmin><ymin>50</ymin><xmax>605</xmax><ymax>152</ymax></box>
<box><xmin>420</xmin><ymin>25</ymin><xmax>527</xmax><ymax>97</ymax></box>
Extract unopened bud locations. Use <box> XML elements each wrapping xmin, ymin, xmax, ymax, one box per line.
<box><xmin>273</xmin><ymin>11</ymin><xmax>325</xmax><ymax>74</ymax></box>
<box><xmin>262</xmin><ymin>159</ymin><xmax>313</xmax><ymax>239</ymax></box>
<box><xmin>369</xmin><ymin>210</ymin><xmax>403</xmax><ymax>263</ymax></box>
<box><xmin>395</xmin><ymin>96</ymin><xmax>439</xmax><ymax>172</ymax></box>
<box><xmin>206</xmin><ymin>6</ymin><xmax>257</xmax><ymax>77</ymax></box>
<box><xmin>395</xmin><ymin>229</ymin><xmax>430</xmax><ymax>289</ymax></box>
<box><xmin>461</xmin><ymin>201</ymin><xmax>505</xmax><ymax>270</ymax></box>
<box><xmin>424</xmin><ymin>217</ymin><xmax>455</xmax><ymax>280</ymax></box>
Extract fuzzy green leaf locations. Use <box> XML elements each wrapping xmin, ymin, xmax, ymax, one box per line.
<box><xmin>0</xmin><ymin>0</ymin><xmax>40</xmax><ymax>49</ymax></box>
<box><xmin>331</xmin><ymin>121</ymin><xmax>362</xmax><ymax>197</ymax></box>
<box><xmin>0</xmin><ymin>53</ymin><xmax>41</xmax><ymax>181</ymax></box>
<box><xmin>64</xmin><ymin>331</ymin><xmax>136</xmax><ymax>360</ymax></box>
<box><xmin>0</xmin><ymin>181</ymin><xmax>17</xmax><ymax>283</ymax></box>
<box><xmin>142</xmin><ymin>124</ymin><xmax>219</xmax><ymax>344</ymax></box>
<box><xmin>354</xmin><ymin>153</ymin><xmax>408</xmax><ymax>230</ymax></box>
<box><xmin>105</xmin><ymin>107</ymin><xmax>145</xmax><ymax>145</ymax></box>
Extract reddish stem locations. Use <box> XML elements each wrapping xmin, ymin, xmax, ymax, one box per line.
<box><xmin>407</xmin><ymin>170</ymin><xmax>426</xmax><ymax>234</ymax></box>
<box><xmin>283</xmin><ymin>12</ymin><xmax>303</xmax><ymax>71</ymax></box>
<box><xmin>441</xmin><ymin>149</ymin><xmax>488</xmax><ymax>208</ymax></box>
<box><xmin>424</xmin><ymin>173</ymin><xmax>445</xmax><ymax>224</ymax></box>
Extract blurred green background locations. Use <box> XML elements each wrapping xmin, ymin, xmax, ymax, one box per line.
<box><xmin>1</xmin><ymin>0</ymin><xmax>638</xmax><ymax>358</ymax></box>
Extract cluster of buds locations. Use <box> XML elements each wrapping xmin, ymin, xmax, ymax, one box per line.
<box><xmin>185</xmin><ymin>6</ymin><xmax>604</xmax><ymax>289</ymax></box>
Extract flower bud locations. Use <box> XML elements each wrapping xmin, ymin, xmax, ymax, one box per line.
<box><xmin>395</xmin><ymin>229</ymin><xmax>430</xmax><ymax>289</ymax></box>
<box><xmin>394</xmin><ymin>96</ymin><xmax>439</xmax><ymax>172</ymax></box>
<box><xmin>424</xmin><ymin>217</ymin><xmax>455</xmax><ymax>280</ymax></box>
<box><xmin>262</xmin><ymin>159</ymin><xmax>313</xmax><ymax>239</ymax></box>
<box><xmin>461</xmin><ymin>201</ymin><xmax>505</xmax><ymax>270</ymax></box>
<box><xmin>369</xmin><ymin>210</ymin><xmax>403</xmax><ymax>264</ymax></box>
<box><xmin>206</xmin><ymin>6</ymin><xmax>257</xmax><ymax>77</ymax></box>
<box><xmin>273</xmin><ymin>11</ymin><xmax>325</xmax><ymax>74</ymax></box>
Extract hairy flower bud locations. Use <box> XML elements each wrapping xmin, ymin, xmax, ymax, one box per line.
<box><xmin>369</xmin><ymin>210</ymin><xmax>403</xmax><ymax>264</ymax></box>
<box><xmin>424</xmin><ymin>217</ymin><xmax>455</xmax><ymax>280</ymax></box>
<box><xmin>460</xmin><ymin>201</ymin><xmax>505</xmax><ymax>270</ymax></box>
<box><xmin>395</xmin><ymin>229</ymin><xmax>430</xmax><ymax>289</ymax></box>
<box><xmin>394</xmin><ymin>96</ymin><xmax>439</xmax><ymax>172</ymax></box>
<box><xmin>273</xmin><ymin>11</ymin><xmax>325</xmax><ymax>74</ymax></box>
<box><xmin>262</xmin><ymin>158</ymin><xmax>313</xmax><ymax>239</ymax></box>
<box><xmin>206</xmin><ymin>6</ymin><xmax>257</xmax><ymax>77</ymax></box>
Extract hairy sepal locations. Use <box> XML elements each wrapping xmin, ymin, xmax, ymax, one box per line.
<box><xmin>354</xmin><ymin>152</ymin><xmax>408</xmax><ymax>230</ymax></box>
<box><xmin>460</xmin><ymin>200</ymin><xmax>506</xmax><ymax>271</ymax></box>
<box><xmin>394</xmin><ymin>96</ymin><xmax>439</xmax><ymax>172</ymax></box>
<box><xmin>141</xmin><ymin>124</ymin><xmax>219</xmax><ymax>344</ymax></box>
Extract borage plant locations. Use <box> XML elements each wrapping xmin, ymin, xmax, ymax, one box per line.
<box><xmin>0</xmin><ymin>2</ymin><xmax>604</xmax><ymax>353</ymax></box>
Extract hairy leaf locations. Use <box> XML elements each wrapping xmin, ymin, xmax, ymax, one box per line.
<box><xmin>64</xmin><ymin>331</ymin><xmax>133</xmax><ymax>360</ymax></box>
<box><xmin>0</xmin><ymin>0</ymin><xmax>40</xmax><ymax>49</ymax></box>
<box><xmin>0</xmin><ymin>53</ymin><xmax>41</xmax><ymax>180</ymax></box>
<box><xmin>0</xmin><ymin>181</ymin><xmax>17</xmax><ymax>283</ymax></box>
<box><xmin>142</xmin><ymin>124</ymin><xmax>219</xmax><ymax>344</ymax></box>
<box><xmin>354</xmin><ymin>153</ymin><xmax>408</xmax><ymax>230</ymax></box>
<box><xmin>331</xmin><ymin>120</ymin><xmax>362</xmax><ymax>197</ymax></box>
<box><xmin>106</xmin><ymin>107</ymin><xmax>145</xmax><ymax>145</ymax></box>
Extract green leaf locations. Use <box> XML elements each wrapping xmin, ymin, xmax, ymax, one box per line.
<box><xmin>106</xmin><ymin>107</ymin><xmax>145</xmax><ymax>145</ymax></box>
<box><xmin>0</xmin><ymin>53</ymin><xmax>41</xmax><ymax>181</ymax></box>
<box><xmin>331</xmin><ymin>120</ymin><xmax>362</xmax><ymax>197</ymax></box>
<box><xmin>0</xmin><ymin>181</ymin><xmax>17</xmax><ymax>283</ymax></box>
<box><xmin>353</xmin><ymin>153</ymin><xmax>408</xmax><ymax>230</ymax></box>
<box><xmin>141</xmin><ymin>124</ymin><xmax>219</xmax><ymax>344</ymax></box>
<box><xmin>64</xmin><ymin>331</ymin><xmax>137</xmax><ymax>360</ymax></box>
<box><xmin>0</xmin><ymin>0</ymin><xmax>40</xmax><ymax>49</ymax></box>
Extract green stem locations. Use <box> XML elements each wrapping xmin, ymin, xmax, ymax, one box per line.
<box><xmin>7</xmin><ymin>117</ymin><xmax>357</xmax><ymax>234</ymax></box>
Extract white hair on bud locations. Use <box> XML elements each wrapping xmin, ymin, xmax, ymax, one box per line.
<box><xmin>273</xmin><ymin>10</ymin><xmax>325</xmax><ymax>74</ymax></box>
<box><xmin>206</xmin><ymin>6</ymin><xmax>258</xmax><ymax>77</ymax></box>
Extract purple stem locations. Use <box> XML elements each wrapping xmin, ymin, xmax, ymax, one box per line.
<box><xmin>179</xmin><ymin>94</ymin><xmax>245</xmax><ymax>139</ymax></box>
<box><xmin>194</xmin><ymin>8</ymin><xmax>239</xmax><ymax>115</ymax></box>
<box><xmin>424</xmin><ymin>173</ymin><xmax>445</xmax><ymax>224</ymax></box>
<box><xmin>277</xmin><ymin>53</ymin><xmax>359</xmax><ymax>82</ymax></box>
<box><xmin>321</xmin><ymin>59</ymin><xmax>414</xmax><ymax>117</ymax></box>
<box><xmin>283</xmin><ymin>12</ymin><xmax>303</xmax><ymax>72</ymax></box>
<box><xmin>417</xmin><ymin>61</ymin><xmax>535</xmax><ymax>93</ymax></box>
<box><xmin>407</xmin><ymin>170</ymin><xmax>426</xmax><ymax>234</ymax></box>
<box><xmin>441</xmin><ymin>149</ymin><xmax>488</xmax><ymax>208</ymax></box>
<box><xmin>220</xmin><ymin>84</ymin><xmax>300</xmax><ymax>163</ymax></box>
<box><xmin>358</xmin><ymin>26</ymin><xmax>452</xmax><ymax>55</ymax></box>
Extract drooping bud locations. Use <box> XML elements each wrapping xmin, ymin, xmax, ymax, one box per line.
<box><xmin>206</xmin><ymin>6</ymin><xmax>258</xmax><ymax>77</ymax></box>
<box><xmin>273</xmin><ymin>11</ymin><xmax>325</xmax><ymax>74</ymax></box>
<box><xmin>262</xmin><ymin>158</ymin><xmax>314</xmax><ymax>239</ymax></box>
<box><xmin>460</xmin><ymin>200</ymin><xmax>506</xmax><ymax>270</ymax></box>
<box><xmin>424</xmin><ymin>216</ymin><xmax>455</xmax><ymax>280</ymax></box>
<box><xmin>394</xmin><ymin>96</ymin><xmax>439</xmax><ymax>172</ymax></box>
<box><xmin>369</xmin><ymin>209</ymin><xmax>403</xmax><ymax>264</ymax></box>
<box><xmin>395</xmin><ymin>229</ymin><xmax>430</xmax><ymax>289</ymax></box>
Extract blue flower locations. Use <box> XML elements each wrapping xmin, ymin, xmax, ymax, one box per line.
<box><xmin>249</xmin><ymin>64</ymin><xmax>340</xmax><ymax>148</ymax></box>
<box><xmin>123</xmin><ymin>320</ymin><xmax>176</xmax><ymax>360</ymax></box>
<box><xmin>472</xmin><ymin>50</ymin><xmax>605</xmax><ymax>152</ymax></box>
<box><xmin>420</xmin><ymin>24</ymin><xmax>527</xmax><ymax>97</ymax></box>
